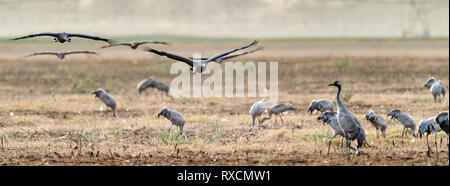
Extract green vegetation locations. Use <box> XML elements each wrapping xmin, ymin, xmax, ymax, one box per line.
<box><xmin>341</xmin><ymin>92</ymin><xmax>353</xmax><ymax>104</ymax></box>
<box><xmin>335</xmin><ymin>60</ymin><xmax>349</xmax><ymax>70</ymax></box>
<box><xmin>157</xmin><ymin>129</ymin><xmax>187</xmax><ymax>145</ymax></box>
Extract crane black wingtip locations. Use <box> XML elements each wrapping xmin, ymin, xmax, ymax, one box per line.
<box><xmin>106</xmin><ymin>39</ymin><xmax>119</xmax><ymax>45</ymax></box>
<box><xmin>159</xmin><ymin>41</ymin><xmax>170</xmax><ymax>45</ymax></box>
<box><xmin>141</xmin><ymin>46</ymin><xmax>154</xmax><ymax>52</ymax></box>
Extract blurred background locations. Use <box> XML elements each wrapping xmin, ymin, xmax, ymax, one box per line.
<box><xmin>0</xmin><ymin>0</ymin><xmax>448</xmax><ymax>39</ymax></box>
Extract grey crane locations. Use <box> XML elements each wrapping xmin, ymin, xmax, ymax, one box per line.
<box><xmin>158</xmin><ymin>108</ymin><xmax>187</xmax><ymax>140</ymax></box>
<box><xmin>424</xmin><ymin>77</ymin><xmax>447</xmax><ymax>104</ymax></box>
<box><xmin>317</xmin><ymin>111</ymin><xmax>345</xmax><ymax>156</ymax></box>
<box><xmin>91</xmin><ymin>88</ymin><xmax>118</xmax><ymax>119</ymax></box>
<box><xmin>154</xmin><ymin>81</ymin><xmax>173</xmax><ymax>100</ymax></box>
<box><xmin>249</xmin><ymin>98</ymin><xmax>270</xmax><ymax>131</ymax></box>
<box><xmin>137</xmin><ymin>77</ymin><xmax>157</xmax><ymax>96</ymax></box>
<box><xmin>365</xmin><ymin>111</ymin><xmax>388</xmax><ymax>139</ymax></box>
<box><xmin>329</xmin><ymin>81</ymin><xmax>366</xmax><ymax>160</ymax></box>
<box><xmin>435</xmin><ymin>111</ymin><xmax>449</xmax><ymax>159</ymax></box>
<box><xmin>12</xmin><ymin>32</ymin><xmax>115</xmax><ymax>44</ymax></box>
<box><xmin>435</xmin><ymin>112</ymin><xmax>449</xmax><ymax>134</ymax></box>
<box><xmin>26</xmin><ymin>51</ymin><xmax>97</xmax><ymax>60</ymax></box>
<box><xmin>308</xmin><ymin>99</ymin><xmax>334</xmax><ymax>114</ymax></box>
<box><xmin>418</xmin><ymin>116</ymin><xmax>441</xmax><ymax>157</ymax></box>
<box><xmin>387</xmin><ymin>109</ymin><xmax>417</xmax><ymax>138</ymax></box>
<box><xmin>102</xmin><ymin>40</ymin><xmax>168</xmax><ymax>50</ymax></box>
<box><xmin>143</xmin><ymin>39</ymin><xmax>259</xmax><ymax>73</ymax></box>
<box><xmin>260</xmin><ymin>103</ymin><xmax>295</xmax><ymax>125</ymax></box>
<box><xmin>137</xmin><ymin>77</ymin><xmax>173</xmax><ymax>100</ymax></box>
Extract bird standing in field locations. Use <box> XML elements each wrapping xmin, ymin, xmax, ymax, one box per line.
<box><xmin>418</xmin><ymin>116</ymin><xmax>441</xmax><ymax>157</ymax></box>
<box><xmin>143</xmin><ymin>39</ymin><xmax>259</xmax><ymax>73</ymax></box>
<box><xmin>137</xmin><ymin>77</ymin><xmax>173</xmax><ymax>100</ymax></box>
<box><xmin>102</xmin><ymin>40</ymin><xmax>168</xmax><ymax>50</ymax></box>
<box><xmin>91</xmin><ymin>89</ymin><xmax>118</xmax><ymax>119</ymax></box>
<box><xmin>435</xmin><ymin>111</ymin><xmax>449</xmax><ymax>159</ymax></box>
<box><xmin>387</xmin><ymin>109</ymin><xmax>417</xmax><ymax>138</ymax></box>
<box><xmin>26</xmin><ymin>51</ymin><xmax>97</xmax><ymax>60</ymax></box>
<box><xmin>435</xmin><ymin>112</ymin><xmax>449</xmax><ymax>134</ymax></box>
<box><xmin>329</xmin><ymin>81</ymin><xmax>366</xmax><ymax>160</ymax></box>
<box><xmin>249</xmin><ymin>98</ymin><xmax>270</xmax><ymax>131</ymax></box>
<box><xmin>424</xmin><ymin>77</ymin><xmax>447</xmax><ymax>104</ymax></box>
<box><xmin>153</xmin><ymin>81</ymin><xmax>173</xmax><ymax>100</ymax></box>
<box><xmin>317</xmin><ymin>111</ymin><xmax>345</xmax><ymax>156</ymax></box>
<box><xmin>308</xmin><ymin>99</ymin><xmax>334</xmax><ymax>114</ymax></box>
<box><xmin>260</xmin><ymin>103</ymin><xmax>295</xmax><ymax>125</ymax></box>
<box><xmin>137</xmin><ymin>77</ymin><xmax>157</xmax><ymax>97</ymax></box>
<box><xmin>365</xmin><ymin>111</ymin><xmax>388</xmax><ymax>139</ymax></box>
<box><xmin>12</xmin><ymin>32</ymin><xmax>116</xmax><ymax>44</ymax></box>
<box><xmin>158</xmin><ymin>108</ymin><xmax>187</xmax><ymax>140</ymax></box>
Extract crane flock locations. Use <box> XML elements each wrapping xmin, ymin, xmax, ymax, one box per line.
<box><xmin>8</xmin><ymin>31</ymin><xmax>450</xmax><ymax>161</ymax></box>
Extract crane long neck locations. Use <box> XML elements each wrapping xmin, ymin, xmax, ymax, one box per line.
<box><xmin>336</xmin><ymin>85</ymin><xmax>345</xmax><ymax>109</ymax></box>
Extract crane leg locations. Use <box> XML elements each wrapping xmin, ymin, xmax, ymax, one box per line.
<box><xmin>346</xmin><ymin>138</ymin><xmax>351</xmax><ymax>160</ymax></box>
<box><xmin>249</xmin><ymin>118</ymin><xmax>255</xmax><ymax>131</ymax></box>
<box><xmin>402</xmin><ymin>127</ymin><xmax>405</xmax><ymax>138</ymax></box>
<box><xmin>426</xmin><ymin>134</ymin><xmax>431</xmax><ymax>156</ymax></box>
<box><xmin>340</xmin><ymin>137</ymin><xmax>344</xmax><ymax>154</ymax></box>
<box><xmin>274</xmin><ymin>115</ymin><xmax>277</xmax><ymax>125</ymax></box>
<box><xmin>442</xmin><ymin>93</ymin><xmax>447</xmax><ymax>104</ymax></box>
<box><xmin>435</xmin><ymin>133</ymin><xmax>439</xmax><ymax>159</ymax></box>
<box><xmin>327</xmin><ymin>134</ymin><xmax>337</xmax><ymax>156</ymax></box>
<box><xmin>168</xmin><ymin>125</ymin><xmax>173</xmax><ymax>134</ymax></box>
<box><xmin>112</xmin><ymin>110</ymin><xmax>118</xmax><ymax>119</ymax></box>
<box><xmin>279</xmin><ymin>115</ymin><xmax>284</xmax><ymax>125</ymax></box>
<box><xmin>447</xmin><ymin>134</ymin><xmax>449</xmax><ymax>160</ymax></box>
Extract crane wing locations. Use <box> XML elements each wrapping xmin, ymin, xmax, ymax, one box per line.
<box><xmin>12</xmin><ymin>32</ymin><xmax>59</xmax><ymax>40</ymax></box>
<box><xmin>205</xmin><ymin>39</ymin><xmax>259</xmax><ymax>63</ymax></box>
<box><xmin>68</xmin><ymin>33</ymin><xmax>116</xmax><ymax>45</ymax></box>
<box><xmin>142</xmin><ymin>47</ymin><xmax>194</xmax><ymax>67</ymax></box>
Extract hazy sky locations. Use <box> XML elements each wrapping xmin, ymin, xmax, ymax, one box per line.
<box><xmin>0</xmin><ymin>0</ymin><xmax>448</xmax><ymax>38</ymax></box>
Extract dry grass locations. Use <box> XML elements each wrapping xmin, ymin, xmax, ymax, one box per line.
<box><xmin>0</xmin><ymin>41</ymin><xmax>448</xmax><ymax>166</ymax></box>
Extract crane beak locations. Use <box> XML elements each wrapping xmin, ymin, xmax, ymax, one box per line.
<box><xmin>328</xmin><ymin>84</ymin><xmax>334</xmax><ymax>86</ymax></box>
